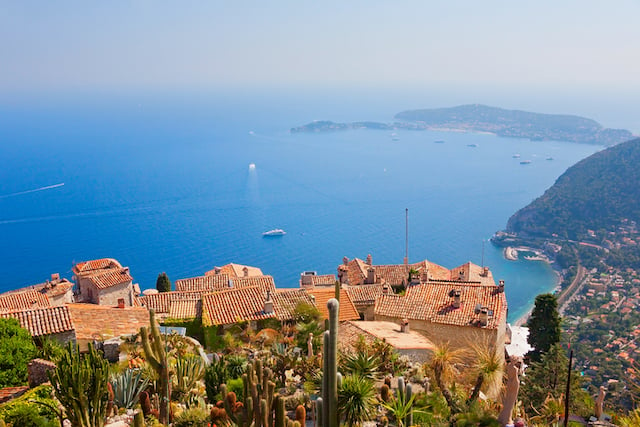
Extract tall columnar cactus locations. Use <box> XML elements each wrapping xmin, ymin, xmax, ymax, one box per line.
<box><xmin>243</xmin><ymin>358</ymin><xmax>276</xmax><ymax>427</ymax></box>
<box><xmin>132</xmin><ymin>411</ymin><xmax>145</xmax><ymax>427</ymax></box>
<box><xmin>48</xmin><ymin>342</ymin><xmax>110</xmax><ymax>427</ymax></box>
<box><xmin>396</xmin><ymin>377</ymin><xmax>413</xmax><ymax>427</ymax></box>
<box><xmin>140</xmin><ymin>309</ymin><xmax>170</xmax><ymax>425</ymax></box>
<box><xmin>318</xmin><ymin>298</ymin><xmax>339</xmax><ymax>427</ymax></box>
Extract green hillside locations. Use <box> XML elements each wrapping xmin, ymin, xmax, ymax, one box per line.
<box><xmin>507</xmin><ymin>138</ymin><xmax>640</xmax><ymax>240</ymax></box>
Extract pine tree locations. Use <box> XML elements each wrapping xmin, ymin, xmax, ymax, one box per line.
<box><xmin>526</xmin><ymin>293</ymin><xmax>561</xmax><ymax>362</ymax></box>
<box><xmin>156</xmin><ymin>272</ymin><xmax>171</xmax><ymax>293</ymax></box>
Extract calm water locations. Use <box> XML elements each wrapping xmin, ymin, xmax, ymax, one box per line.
<box><xmin>0</xmin><ymin>91</ymin><xmax>607</xmax><ymax>321</ymax></box>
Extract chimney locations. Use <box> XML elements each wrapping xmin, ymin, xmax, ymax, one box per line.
<box><xmin>482</xmin><ymin>266</ymin><xmax>489</xmax><ymax>277</ymax></box>
<box><xmin>301</xmin><ymin>271</ymin><xmax>316</xmax><ymax>288</ymax></box>
<box><xmin>366</xmin><ymin>266</ymin><xmax>376</xmax><ymax>284</ymax></box>
<box><xmin>479</xmin><ymin>307</ymin><xmax>489</xmax><ymax>326</ymax></box>
<box><xmin>498</xmin><ymin>280</ymin><xmax>505</xmax><ymax>293</ymax></box>
<box><xmin>452</xmin><ymin>290</ymin><xmax>461</xmax><ymax>308</ymax></box>
<box><xmin>342</xmin><ymin>256</ymin><xmax>349</xmax><ymax>266</ymax></box>
<box><xmin>243</xmin><ymin>266</ymin><xmax>249</xmax><ymax>277</ymax></box>
<box><xmin>382</xmin><ymin>284</ymin><xmax>390</xmax><ymax>294</ymax></box>
<box><xmin>214</xmin><ymin>267</ymin><xmax>222</xmax><ymax>275</ymax></box>
<box><xmin>51</xmin><ymin>273</ymin><xmax>60</xmax><ymax>282</ymax></box>
<box><xmin>458</xmin><ymin>270</ymin><xmax>465</xmax><ymax>281</ymax></box>
<box><xmin>228</xmin><ymin>279</ymin><xmax>234</xmax><ymax>288</ymax></box>
<box><xmin>117</xmin><ymin>298</ymin><xmax>125</xmax><ymax>309</ymax></box>
<box><xmin>365</xmin><ymin>254</ymin><xmax>372</xmax><ymax>265</ymax></box>
<box><xmin>400</xmin><ymin>319</ymin><xmax>410</xmax><ymax>333</ymax></box>
<box><xmin>264</xmin><ymin>290</ymin><xmax>274</xmax><ymax>314</ymax></box>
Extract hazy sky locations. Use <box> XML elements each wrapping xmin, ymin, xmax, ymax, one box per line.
<box><xmin>1</xmin><ymin>1</ymin><xmax>639</xmax><ymax>92</ymax></box>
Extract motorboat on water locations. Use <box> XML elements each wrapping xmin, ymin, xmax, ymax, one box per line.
<box><xmin>263</xmin><ymin>229</ymin><xmax>286</xmax><ymax>237</ymax></box>
<box><xmin>520</xmin><ymin>160</ymin><xmax>532</xmax><ymax>165</ymax></box>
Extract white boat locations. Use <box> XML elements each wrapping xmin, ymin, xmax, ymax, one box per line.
<box><xmin>263</xmin><ymin>229</ymin><xmax>286</xmax><ymax>237</ymax></box>
<box><xmin>512</xmin><ymin>154</ymin><xmax>521</xmax><ymax>158</ymax></box>
<box><xmin>520</xmin><ymin>160</ymin><xmax>532</xmax><ymax>165</ymax></box>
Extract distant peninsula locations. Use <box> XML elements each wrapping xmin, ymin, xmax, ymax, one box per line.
<box><xmin>291</xmin><ymin>104</ymin><xmax>634</xmax><ymax>146</ymax></box>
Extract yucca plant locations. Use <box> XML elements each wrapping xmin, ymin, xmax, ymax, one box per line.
<box><xmin>110</xmin><ymin>369</ymin><xmax>150</xmax><ymax>410</ymax></box>
<box><xmin>205</xmin><ymin>355</ymin><xmax>228</xmax><ymax>402</ymax></box>
<box><xmin>338</xmin><ymin>375</ymin><xmax>377</xmax><ymax>427</ymax></box>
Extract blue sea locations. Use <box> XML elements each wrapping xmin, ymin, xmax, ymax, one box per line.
<box><xmin>0</xmin><ymin>89</ymin><xmax>621</xmax><ymax>322</ymax></box>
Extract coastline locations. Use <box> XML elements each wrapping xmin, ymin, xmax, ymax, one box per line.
<box><xmin>502</xmin><ymin>245</ymin><xmax>563</xmax><ymax>327</ymax></box>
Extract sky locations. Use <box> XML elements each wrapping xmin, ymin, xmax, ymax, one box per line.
<box><xmin>1</xmin><ymin>1</ymin><xmax>639</xmax><ymax>93</ymax></box>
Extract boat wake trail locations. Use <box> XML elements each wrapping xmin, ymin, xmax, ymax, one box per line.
<box><xmin>0</xmin><ymin>183</ymin><xmax>65</xmax><ymax>199</ymax></box>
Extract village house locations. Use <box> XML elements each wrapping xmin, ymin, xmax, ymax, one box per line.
<box><xmin>0</xmin><ymin>305</ymin><xmax>75</xmax><ymax>344</ymax></box>
<box><xmin>135</xmin><ymin>291</ymin><xmax>205</xmax><ymax>321</ymax></box>
<box><xmin>374</xmin><ymin>279</ymin><xmax>508</xmax><ymax>354</ymax></box>
<box><xmin>205</xmin><ymin>263</ymin><xmax>264</xmax><ymax>278</ymax></box>
<box><xmin>175</xmin><ymin>273</ymin><xmax>276</xmax><ymax>292</ymax></box>
<box><xmin>344</xmin><ymin>284</ymin><xmax>388</xmax><ymax>320</ymax></box>
<box><xmin>338</xmin><ymin>320</ymin><xmax>435</xmax><ymax>363</ymax></box>
<box><xmin>0</xmin><ymin>289</ymin><xmax>50</xmax><ymax>312</ymax></box>
<box><xmin>299</xmin><ymin>271</ymin><xmax>337</xmax><ymax>289</ymax></box>
<box><xmin>0</xmin><ymin>274</ymin><xmax>74</xmax><ymax>309</ymax></box>
<box><xmin>337</xmin><ymin>255</ymin><xmax>451</xmax><ymax>287</ymax></box>
<box><xmin>305</xmin><ymin>287</ymin><xmax>360</xmax><ymax>322</ymax></box>
<box><xmin>73</xmin><ymin>258</ymin><xmax>137</xmax><ymax>306</ymax></box>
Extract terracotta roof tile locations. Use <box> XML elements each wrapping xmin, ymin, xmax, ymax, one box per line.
<box><xmin>345</xmin><ymin>284</ymin><xmax>385</xmax><ymax>307</ymax></box>
<box><xmin>231</xmin><ymin>275</ymin><xmax>276</xmax><ymax>291</ymax></box>
<box><xmin>449</xmin><ymin>262</ymin><xmax>495</xmax><ymax>285</ymax></box>
<box><xmin>0</xmin><ymin>306</ymin><xmax>74</xmax><ymax>337</ymax></box>
<box><xmin>338</xmin><ymin>257</ymin><xmax>451</xmax><ymax>286</ymax></box>
<box><xmin>301</xmin><ymin>274</ymin><xmax>337</xmax><ymax>287</ymax></box>
<box><xmin>86</xmin><ymin>268</ymin><xmax>133</xmax><ymax>290</ymax></box>
<box><xmin>136</xmin><ymin>291</ymin><xmax>203</xmax><ymax>313</ymax></box>
<box><xmin>375</xmin><ymin>281</ymin><xmax>507</xmax><ymax>329</ymax></box>
<box><xmin>174</xmin><ymin>274</ymin><xmax>232</xmax><ymax>292</ymax></box>
<box><xmin>306</xmin><ymin>288</ymin><xmax>360</xmax><ymax>321</ymax></box>
<box><xmin>0</xmin><ymin>290</ymin><xmax>50</xmax><ymax>312</ymax></box>
<box><xmin>201</xmin><ymin>286</ymin><xmax>276</xmax><ymax>326</ymax></box>
<box><xmin>205</xmin><ymin>263</ymin><xmax>264</xmax><ymax>278</ymax></box>
<box><xmin>272</xmin><ymin>289</ymin><xmax>316</xmax><ymax>321</ymax></box>
<box><xmin>73</xmin><ymin>258</ymin><xmax>122</xmax><ymax>274</ymax></box>
<box><xmin>0</xmin><ymin>386</ymin><xmax>29</xmax><ymax>404</ymax></box>
<box><xmin>169</xmin><ymin>299</ymin><xmax>201</xmax><ymax>320</ymax></box>
<box><xmin>67</xmin><ymin>303</ymin><xmax>150</xmax><ymax>340</ymax></box>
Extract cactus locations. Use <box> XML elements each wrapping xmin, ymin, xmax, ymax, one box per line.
<box><xmin>315</xmin><ymin>397</ymin><xmax>323</xmax><ymax>427</ymax></box>
<box><xmin>396</xmin><ymin>377</ymin><xmax>413</xmax><ymax>427</ymax></box>
<box><xmin>318</xmin><ymin>298</ymin><xmax>339</xmax><ymax>427</ymax></box>
<box><xmin>295</xmin><ymin>405</ymin><xmax>306</xmax><ymax>424</ymax></box>
<box><xmin>380</xmin><ymin>384</ymin><xmax>391</xmax><ymax>403</ymax></box>
<box><xmin>133</xmin><ymin>411</ymin><xmax>145</xmax><ymax>427</ymax></box>
<box><xmin>0</xmin><ymin>418</ymin><xmax>6</xmax><ymax>427</ymax></box>
<box><xmin>243</xmin><ymin>358</ymin><xmax>276</xmax><ymax>427</ymax></box>
<box><xmin>275</xmin><ymin>395</ymin><xmax>286</xmax><ymax>427</ymax></box>
<box><xmin>140</xmin><ymin>309</ymin><xmax>170</xmax><ymax>425</ymax></box>
<box><xmin>140</xmin><ymin>390</ymin><xmax>152</xmax><ymax>417</ymax></box>
<box><xmin>48</xmin><ymin>342</ymin><xmax>110</xmax><ymax>427</ymax></box>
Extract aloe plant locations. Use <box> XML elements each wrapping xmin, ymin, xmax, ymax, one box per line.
<box><xmin>172</xmin><ymin>354</ymin><xmax>205</xmax><ymax>401</ymax></box>
<box><xmin>110</xmin><ymin>369</ymin><xmax>150</xmax><ymax>410</ymax></box>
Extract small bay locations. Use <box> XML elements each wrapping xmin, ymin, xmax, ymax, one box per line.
<box><xmin>0</xmin><ymin>92</ymin><xmax>603</xmax><ymax>322</ymax></box>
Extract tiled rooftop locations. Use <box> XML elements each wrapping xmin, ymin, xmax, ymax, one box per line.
<box><xmin>135</xmin><ymin>291</ymin><xmax>203</xmax><ymax>314</ymax></box>
<box><xmin>0</xmin><ymin>290</ymin><xmax>50</xmax><ymax>312</ymax></box>
<box><xmin>205</xmin><ymin>263</ymin><xmax>264</xmax><ymax>278</ymax></box>
<box><xmin>169</xmin><ymin>299</ymin><xmax>201</xmax><ymax>320</ymax></box>
<box><xmin>0</xmin><ymin>306</ymin><xmax>74</xmax><ymax>337</ymax></box>
<box><xmin>272</xmin><ymin>289</ymin><xmax>316</xmax><ymax>321</ymax></box>
<box><xmin>0</xmin><ymin>386</ymin><xmax>29</xmax><ymax>404</ymax></box>
<box><xmin>345</xmin><ymin>284</ymin><xmax>385</xmax><ymax>306</ymax></box>
<box><xmin>231</xmin><ymin>275</ymin><xmax>276</xmax><ymax>291</ymax></box>
<box><xmin>67</xmin><ymin>303</ymin><xmax>150</xmax><ymax>340</ymax></box>
<box><xmin>86</xmin><ymin>268</ymin><xmax>133</xmax><ymax>290</ymax></box>
<box><xmin>73</xmin><ymin>258</ymin><xmax>122</xmax><ymax>274</ymax></box>
<box><xmin>306</xmin><ymin>288</ymin><xmax>360</xmax><ymax>321</ymax></box>
<box><xmin>375</xmin><ymin>281</ymin><xmax>507</xmax><ymax>329</ymax></box>
<box><xmin>175</xmin><ymin>274</ymin><xmax>232</xmax><ymax>292</ymax></box>
<box><xmin>338</xmin><ymin>257</ymin><xmax>452</xmax><ymax>286</ymax></box>
<box><xmin>301</xmin><ymin>274</ymin><xmax>336</xmax><ymax>287</ymax></box>
<box><xmin>201</xmin><ymin>286</ymin><xmax>276</xmax><ymax>326</ymax></box>
<box><xmin>449</xmin><ymin>262</ymin><xmax>496</xmax><ymax>285</ymax></box>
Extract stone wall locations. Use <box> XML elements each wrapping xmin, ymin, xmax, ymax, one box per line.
<box><xmin>28</xmin><ymin>358</ymin><xmax>56</xmax><ymax>388</ymax></box>
<box><xmin>98</xmin><ymin>282</ymin><xmax>134</xmax><ymax>307</ymax></box>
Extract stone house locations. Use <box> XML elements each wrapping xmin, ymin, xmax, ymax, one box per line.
<box><xmin>374</xmin><ymin>279</ymin><xmax>508</xmax><ymax>355</ymax></box>
<box><xmin>299</xmin><ymin>272</ymin><xmax>336</xmax><ymax>289</ymax></box>
<box><xmin>175</xmin><ymin>273</ymin><xmax>276</xmax><ymax>293</ymax></box>
<box><xmin>205</xmin><ymin>263</ymin><xmax>264</xmax><ymax>278</ymax></box>
<box><xmin>337</xmin><ymin>254</ymin><xmax>451</xmax><ymax>287</ymax></box>
<box><xmin>73</xmin><ymin>258</ymin><xmax>136</xmax><ymax>306</ymax></box>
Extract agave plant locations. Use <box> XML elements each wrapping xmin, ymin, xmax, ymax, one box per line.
<box><xmin>110</xmin><ymin>368</ymin><xmax>151</xmax><ymax>410</ymax></box>
<box><xmin>172</xmin><ymin>354</ymin><xmax>205</xmax><ymax>401</ymax></box>
<box><xmin>340</xmin><ymin>350</ymin><xmax>381</xmax><ymax>380</ymax></box>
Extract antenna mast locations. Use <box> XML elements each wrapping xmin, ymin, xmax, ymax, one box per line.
<box><xmin>481</xmin><ymin>239</ymin><xmax>485</xmax><ymax>268</ymax></box>
<box><xmin>404</xmin><ymin>208</ymin><xmax>409</xmax><ymax>266</ymax></box>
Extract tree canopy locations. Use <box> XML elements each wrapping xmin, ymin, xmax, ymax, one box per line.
<box><xmin>156</xmin><ymin>272</ymin><xmax>171</xmax><ymax>293</ymax></box>
<box><xmin>527</xmin><ymin>293</ymin><xmax>561</xmax><ymax>362</ymax></box>
<box><xmin>0</xmin><ymin>317</ymin><xmax>37</xmax><ymax>388</ymax></box>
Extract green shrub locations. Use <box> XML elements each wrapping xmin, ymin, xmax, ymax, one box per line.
<box><xmin>226</xmin><ymin>377</ymin><xmax>244</xmax><ymax>402</ymax></box>
<box><xmin>3</xmin><ymin>403</ymin><xmax>55</xmax><ymax>427</ymax></box>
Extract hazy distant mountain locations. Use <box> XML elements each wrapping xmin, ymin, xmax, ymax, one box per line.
<box><xmin>291</xmin><ymin>104</ymin><xmax>634</xmax><ymax>146</ymax></box>
<box><xmin>506</xmin><ymin>137</ymin><xmax>640</xmax><ymax>240</ymax></box>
